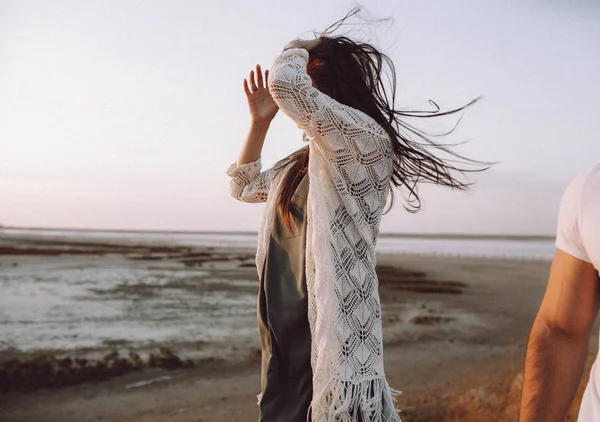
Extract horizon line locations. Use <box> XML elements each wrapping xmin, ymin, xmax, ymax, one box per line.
<box><xmin>0</xmin><ymin>225</ymin><xmax>555</xmax><ymax>241</ymax></box>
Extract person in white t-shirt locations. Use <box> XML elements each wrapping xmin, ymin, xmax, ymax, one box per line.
<box><xmin>520</xmin><ymin>164</ymin><xmax>600</xmax><ymax>421</ymax></box>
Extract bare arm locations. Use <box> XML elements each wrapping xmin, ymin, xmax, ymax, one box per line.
<box><xmin>227</xmin><ymin>65</ymin><xmax>278</xmax><ymax>203</ymax></box>
<box><xmin>237</xmin><ymin>120</ymin><xmax>270</xmax><ymax>165</ymax></box>
<box><xmin>236</xmin><ymin>64</ymin><xmax>278</xmax><ymax>165</ymax></box>
<box><xmin>520</xmin><ymin>249</ymin><xmax>600</xmax><ymax>421</ymax></box>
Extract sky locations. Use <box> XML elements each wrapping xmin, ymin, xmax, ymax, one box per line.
<box><xmin>1</xmin><ymin>0</ymin><xmax>599</xmax><ymax>235</ymax></box>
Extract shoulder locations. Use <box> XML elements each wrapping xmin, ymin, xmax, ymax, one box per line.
<box><xmin>580</xmin><ymin>163</ymin><xmax>600</xmax><ymax>193</ymax></box>
<box><xmin>556</xmin><ymin>164</ymin><xmax>599</xmax><ymax>262</ymax></box>
<box><xmin>562</xmin><ymin>164</ymin><xmax>600</xmax><ymax>207</ymax></box>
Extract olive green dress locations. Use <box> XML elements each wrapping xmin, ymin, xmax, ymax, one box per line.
<box><xmin>257</xmin><ymin>174</ymin><xmax>312</xmax><ymax>422</ymax></box>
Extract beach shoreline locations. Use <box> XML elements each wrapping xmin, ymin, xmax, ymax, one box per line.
<box><xmin>2</xmin><ymin>231</ymin><xmax>590</xmax><ymax>421</ymax></box>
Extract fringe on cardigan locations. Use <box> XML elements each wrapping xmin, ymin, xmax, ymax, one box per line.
<box><xmin>310</xmin><ymin>377</ymin><xmax>402</xmax><ymax>422</ymax></box>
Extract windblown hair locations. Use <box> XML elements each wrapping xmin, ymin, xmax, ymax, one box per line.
<box><xmin>274</xmin><ymin>9</ymin><xmax>488</xmax><ymax>228</ymax></box>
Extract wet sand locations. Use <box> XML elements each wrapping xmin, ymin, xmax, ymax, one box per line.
<box><xmin>0</xmin><ymin>233</ymin><xmax>582</xmax><ymax>421</ymax></box>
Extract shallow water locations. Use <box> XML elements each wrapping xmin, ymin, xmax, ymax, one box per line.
<box><xmin>0</xmin><ymin>259</ymin><xmax>258</xmax><ymax>355</ymax></box>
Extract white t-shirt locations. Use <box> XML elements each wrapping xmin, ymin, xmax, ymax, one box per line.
<box><xmin>555</xmin><ymin>164</ymin><xmax>600</xmax><ymax>421</ymax></box>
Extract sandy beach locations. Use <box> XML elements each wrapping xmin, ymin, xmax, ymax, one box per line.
<box><xmin>0</xmin><ymin>232</ymin><xmax>594</xmax><ymax>421</ymax></box>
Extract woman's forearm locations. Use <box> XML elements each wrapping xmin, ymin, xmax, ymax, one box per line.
<box><xmin>519</xmin><ymin>322</ymin><xmax>589</xmax><ymax>421</ymax></box>
<box><xmin>237</xmin><ymin>120</ymin><xmax>271</xmax><ymax>165</ymax></box>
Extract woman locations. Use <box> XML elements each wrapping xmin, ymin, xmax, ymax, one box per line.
<box><xmin>228</xmin><ymin>31</ymin><xmax>481</xmax><ymax>422</ymax></box>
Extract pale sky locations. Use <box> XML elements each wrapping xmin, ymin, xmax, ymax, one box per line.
<box><xmin>1</xmin><ymin>0</ymin><xmax>598</xmax><ymax>235</ymax></box>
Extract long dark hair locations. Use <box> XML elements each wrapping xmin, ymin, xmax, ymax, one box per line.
<box><xmin>275</xmin><ymin>9</ymin><xmax>488</xmax><ymax>228</ymax></box>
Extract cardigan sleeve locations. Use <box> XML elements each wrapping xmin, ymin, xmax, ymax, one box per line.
<box><xmin>268</xmin><ymin>48</ymin><xmax>391</xmax><ymax>164</ymax></box>
<box><xmin>227</xmin><ymin>157</ymin><xmax>275</xmax><ymax>203</ymax></box>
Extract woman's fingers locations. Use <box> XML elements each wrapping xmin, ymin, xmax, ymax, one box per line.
<box><xmin>249</xmin><ymin>70</ymin><xmax>257</xmax><ymax>91</ymax></box>
<box><xmin>256</xmin><ymin>64</ymin><xmax>264</xmax><ymax>89</ymax></box>
<box><xmin>246</xmin><ymin>66</ymin><xmax>267</xmax><ymax>95</ymax></box>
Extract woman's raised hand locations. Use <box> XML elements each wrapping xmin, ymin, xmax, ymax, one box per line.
<box><xmin>244</xmin><ymin>64</ymin><xmax>278</xmax><ymax>125</ymax></box>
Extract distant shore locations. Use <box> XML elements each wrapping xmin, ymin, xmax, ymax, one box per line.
<box><xmin>1</xmin><ymin>226</ymin><xmax>555</xmax><ymax>241</ymax></box>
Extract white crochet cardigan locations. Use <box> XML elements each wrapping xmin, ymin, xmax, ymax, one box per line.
<box><xmin>228</xmin><ymin>48</ymin><xmax>401</xmax><ymax>421</ymax></box>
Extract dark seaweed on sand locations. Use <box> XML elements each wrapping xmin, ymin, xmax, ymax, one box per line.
<box><xmin>0</xmin><ymin>348</ymin><xmax>194</xmax><ymax>392</ymax></box>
